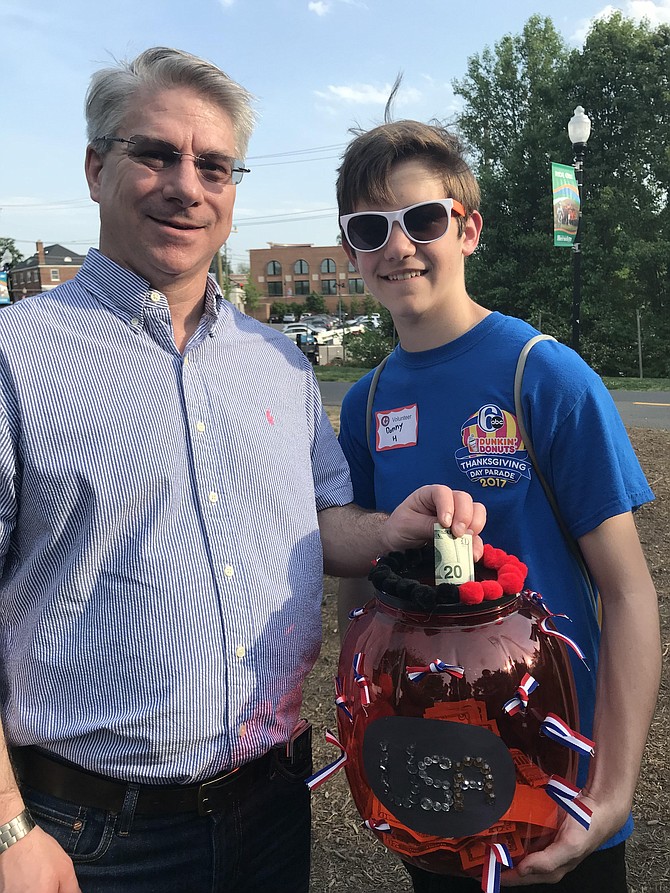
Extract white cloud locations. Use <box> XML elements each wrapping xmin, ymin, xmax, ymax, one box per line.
<box><xmin>315</xmin><ymin>83</ymin><xmax>422</xmax><ymax>106</ymax></box>
<box><xmin>308</xmin><ymin>1</ymin><xmax>330</xmax><ymax>15</ymax></box>
<box><xmin>218</xmin><ymin>0</ymin><xmax>235</xmax><ymax>7</ymax></box>
<box><xmin>572</xmin><ymin>0</ymin><xmax>670</xmax><ymax>43</ymax></box>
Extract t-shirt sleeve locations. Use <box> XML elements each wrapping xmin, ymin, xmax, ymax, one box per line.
<box><xmin>338</xmin><ymin>375</ymin><xmax>377</xmax><ymax>511</ymax></box>
<box><xmin>523</xmin><ymin>342</ymin><xmax>654</xmax><ymax>540</ymax></box>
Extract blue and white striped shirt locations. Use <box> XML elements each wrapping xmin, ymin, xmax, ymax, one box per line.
<box><xmin>0</xmin><ymin>249</ymin><xmax>353</xmax><ymax>783</ymax></box>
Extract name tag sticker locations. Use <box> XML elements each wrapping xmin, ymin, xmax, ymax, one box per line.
<box><xmin>375</xmin><ymin>404</ymin><xmax>418</xmax><ymax>452</ymax></box>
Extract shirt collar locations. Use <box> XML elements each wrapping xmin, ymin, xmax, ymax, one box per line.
<box><xmin>77</xmin><ymin>248</ymin><xmax>225</xmax><ymax>326</ymax></box>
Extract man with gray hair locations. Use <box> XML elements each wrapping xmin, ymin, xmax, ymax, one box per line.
<box><xmin>0</xmin><ymin>48</ymin><xmax>485</xmax><ymax>892</ymax></box>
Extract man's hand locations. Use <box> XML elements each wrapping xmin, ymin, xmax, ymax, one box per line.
<box><xmin>0</xmin><ymin>826</ymin><xmax>81</xmax><ymax>893</ymax></box>
<box><xmin>381</xmin><ymin>485</ymin><xmax>486</xmax><ymax>561</ymax></box>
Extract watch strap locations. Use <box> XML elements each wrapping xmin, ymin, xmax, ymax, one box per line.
<box><xmin>0</xmin><ymin>809</ymin><xmax>36</xmax><ymax>854</ymax></box>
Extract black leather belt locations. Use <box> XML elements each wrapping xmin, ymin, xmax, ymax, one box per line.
<box><xmin>12</xmin><ymin>746</ymin><xmax>275</xmax><ymax>816</ymax></box>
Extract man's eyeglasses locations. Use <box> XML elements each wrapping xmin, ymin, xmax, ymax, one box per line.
<box><xmin>339</xmin><ymin>199</ymin><xmax>466</xmax><ymax>252</ymax></box>
<box><xmin>95</xmin><ymin>135</ymin><xmax>251</xmax><ymax>185</ymax></box>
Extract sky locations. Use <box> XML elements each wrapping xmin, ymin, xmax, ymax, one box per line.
<box><xmin>2</xmin><ymin>0</ymin><xmax>670</xmax><ymax>273</ymax></box>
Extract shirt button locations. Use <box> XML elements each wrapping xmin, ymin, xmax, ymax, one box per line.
<box><xmin>130</xmin><ymin>317</ymin><xmax>142</xmax><ymax>330</ymax></box>
<box><xmin>224</xmin><ymin>564</ymin><xmax>234</xmax><ymax>578</ymax></box>
<box><xmin>196</xmin><ymin>421</ymin><xmax>206</xmax><ymax>433</ymax></box>
<box><xmin>208</xmin><ymin>491</ymin><xmax>219</xmax><ymax>504</ymax></box>
<box><xmin>149</xmin><ymin>291</ymin><xmax>161</xmax><ymax>303</ymax></box>
<box><xmin>235</xmin><ymin>645</ymin><xmax>246</xmax><ymax>659</ymax></box>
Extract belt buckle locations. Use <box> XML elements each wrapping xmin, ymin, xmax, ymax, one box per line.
<box><xmin>197</xmin><ymin>768</ymin><xmax>239</xmax><ymax>816</ymax></box>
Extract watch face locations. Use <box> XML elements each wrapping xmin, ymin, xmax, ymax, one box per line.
<box><xmin>362</xmin><ymin>717</ymin><xmax>516</xmax><ymax>838</ymax></box>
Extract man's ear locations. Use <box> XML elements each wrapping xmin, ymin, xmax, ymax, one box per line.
<box><xmin>342</xmin><ymin>234</ymin><xmax>358</xmax><ymax>271</ymax></box>
<box><xmin>462</xmin><ymin>210</ymin><xmax>483</xmax><ymax>258</ymax></box>
<box><xmin>85</xmin><ymin>145</ymin><xmax>105</xmax><ymax>204</ymax></box>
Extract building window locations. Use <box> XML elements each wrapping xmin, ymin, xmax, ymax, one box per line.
<box><xmin>50</xmin><ymin>269</ymin><xmax>60</xmax><ymax>282</ymax></box>
<box><xmin>321</xmin><ymin>279</ymin><xmax>337</xmax><ymax>295</ymax></box>
<box><xmin>294</xmin><ymin>259</ymin><xmax>309</xmax><ymax>275</ymax></box>
<box><xmin>267</xmin><ymin>281</ymin><xmax>283</xmax><ymax>297</ymax></box>
<box><xmin>294</xmin><ymin>280</ymin><xmax>310</xmax><ymax>296</ymax></box>
<box><xmin>348</xmin><ymin>278</ymin><xmax>365</xmax><ymax>294</ymax></box>
<box><xmin>348</xmin><ymin>261</ymin><xmax>356</xmax><ymax>273</ymax></box>
<box><xmin>320</xmin><ymin>258</ymin><xmax>336</xmax><ymax>274</ymax></box>
<box><xmin>266</xmin><ymin>260</ymin><xmax>282</xmax><ymax>276</ymax></box>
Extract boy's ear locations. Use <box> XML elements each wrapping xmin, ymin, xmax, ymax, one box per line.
<box><xmin>342</xmin><ymin>235</ymin><xmax>358</xmax><ymax>271</ymax></box>
<box><xmin>461</xmin><ymin>210</ymin><xmax>483</xmax><ymax>258</ymax></box>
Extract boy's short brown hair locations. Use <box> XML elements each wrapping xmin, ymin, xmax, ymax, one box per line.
<box><xmin>336</xmin><ymin>120</ymin><xmax>480</xmax><ymax>236</ymax></box>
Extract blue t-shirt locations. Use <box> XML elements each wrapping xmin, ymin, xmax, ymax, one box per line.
<box><xmin>339</xmin><ymin>311</ymin><xmax>653</xmax><ymax>847</ymax></box>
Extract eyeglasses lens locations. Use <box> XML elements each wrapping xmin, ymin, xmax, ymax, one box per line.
<box><xmin>404</xmin><ymin>203</ymin><xmax>449</xmax><ymax>242</ymax></box>
<box><xmin>126</xmin><ymin>138</ymin><xmax>238</xmax><ymax>184</ymax></box>
<box><xmin>347</xmin><ymin>214</ymin><xmax>389</xmax><ymax>252</ymax></box>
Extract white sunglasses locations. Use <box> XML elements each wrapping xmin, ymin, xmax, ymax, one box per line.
<box><xmin>340</xmin><ymin>198</ymin><xmax>466</xmax><ymax>252</ymax></box>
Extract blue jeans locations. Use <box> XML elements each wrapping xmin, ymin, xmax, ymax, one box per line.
<box><xmin>23</xmin><ymin>756</ymin><xmax>311</xmax><ymax>893</ymax></box>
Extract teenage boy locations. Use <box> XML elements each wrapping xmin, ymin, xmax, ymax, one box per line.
<box><xmin>337</xmin><ymin>120</ymin><xmax>660</xmax><ymax>892</ymax></box>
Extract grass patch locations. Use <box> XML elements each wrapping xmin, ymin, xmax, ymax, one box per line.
<box><xmin>315</xmin><ymin>365</ymin><xmax>670</xmax><ymax>391</ymax></box>
<box><xmin>601</xmin><ymin>377</ymin><xmax>670</xmax><ymax>391</ymax></box>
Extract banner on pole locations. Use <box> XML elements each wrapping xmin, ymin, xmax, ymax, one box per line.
<box><xmin>551</xmin><ymin>162</ymin><xmax>579</xmax><ymax>248</ymax></box>
<box><xmin>0</xmin><ymin>272</ymin><xmax>10</xmax><ymax>306</ymax></box>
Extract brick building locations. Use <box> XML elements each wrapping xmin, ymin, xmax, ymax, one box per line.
<box><xmin>8</xmin><ymin>241</ymin><xmax>86</xmax><ymax>302</ymax></box>
<box><xmin>249</xmin><ymin>243</ymin><xmax>368</xmax><ymax>318</ymax></box>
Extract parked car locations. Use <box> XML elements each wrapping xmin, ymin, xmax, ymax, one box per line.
<box><xmin>349</xmin><ymin>314</ymin><xmax>381</xmax><ymax>329</ymax></box>
<box><xmin>282</xmin><ymin>313</ymin><xmax>296</xmax><ymax>323</ymax></box>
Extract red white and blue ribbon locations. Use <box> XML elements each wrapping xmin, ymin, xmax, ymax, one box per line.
<box><xmin>525</xmin><ymin>590</ymin><xmax>570</xmax><ymax>620</ymax></box>
<box><xmin>481</xmin><ymin>842</ymin><xmax>513</xmax><ymax>893</ymax></box>
<box><xmin>305</xmin><ymin>729</ymin><xmax>348</xmax><ymax>791</ymax></box>
<box><xmin>540</xmin><ymin>713</ymin><xmax>595</xmax><ymax>758</ymax></box>
<box><xmin>503</xmin><ymin>672</ymin><xmax>538</xmax><ymax>716</ymax></box>
<box><xmin>353</xmin><ymin>653</ymin><xmax>371</xmax><ymax>707</ymax></box>
<box><xmin>334</xmin><ymin>676</ymin><xmax>353</xmax><ymax>722</ymax></box>
<box><xmin>545</xmin><ymin>775</ymin><xmax>593</xmax><ymax>830</ymax></box>
<box><xmin>348</xmin><ymin>606</ymin><xmax>367</xmax><ymax>619</ymax></box>
<box><xmin>364</xmin><ymin>818</ymin><xmax>391</xmax><ymax>833</ymax></box>
<box><xmin>538</xmin><ymin>617</ymin><xmax>589</xmax><ymax>669</ymax></box>
<box><xmin>406</xmin><ymin>659</ymin><xmax>465</xmax><ymax>682</ymax></box>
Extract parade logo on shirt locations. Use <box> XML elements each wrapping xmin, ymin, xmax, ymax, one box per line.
<box><xmin>455</xmin><ymin>404</ymin><xmax>531</xmax><ymax>488</ymax></box>
<box><xmin>375</xmin><ymin>404</ymin><xmax>418</xmax><ymax>451</ymax></box>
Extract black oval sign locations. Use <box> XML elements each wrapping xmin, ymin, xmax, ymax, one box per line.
<box><xmin>362</xmin><ymin>716</ymin><xmax>516</xmax><ymax>838</ymax></box>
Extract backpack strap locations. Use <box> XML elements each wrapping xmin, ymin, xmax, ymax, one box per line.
<box><xmin>514</xmin><ymin>335</ymin><xmax>599</xmax><ymax>618</ymax></box>
<box><xmin>365</xmin><ymin>354</ymin><xmax>390</xmax><ymax>457</ymax></box>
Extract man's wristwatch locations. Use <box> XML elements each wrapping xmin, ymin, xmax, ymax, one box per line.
<box><xmin>0</xmin><ymin>809</ymin><xmax>36</xmax><ymax>854</ymax></box>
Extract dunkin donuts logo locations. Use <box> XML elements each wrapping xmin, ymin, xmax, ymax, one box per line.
<box><xmin>455</xmin><ymin>404</ymin><xmax>531</xmax><ymax>488</ymax></box>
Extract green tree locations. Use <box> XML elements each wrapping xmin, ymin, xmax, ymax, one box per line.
<box><xmin>454</xmin><ymin>13</ymin><xmax>670</xmax><ymax>375</ymax></box>
<box><xmin>305</xmin><ymin>293</ymin><xmax>328</xmax><ymax>314</ymax></box>
<box><xmin>0</xmin><ymin>238</ymin><xmax>24</xmax><ymax>267</ymax></box>
<box><xmin>564</xmin><ymin>13</ymin><xmax>670</xmax><ymax>375</ymax></box>
<box><xmin>362</xmin><ymin>294</ymin><xmax>381</xmax><ymax>316</ymax></box>
<box><xmin>243</xmin><ymin>280</ymin><xmax>262</xmax><ymax>313</ymax></box>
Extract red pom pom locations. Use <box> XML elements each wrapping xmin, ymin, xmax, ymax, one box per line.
<box><xmin>482</xmin><ymin>546</ymin><xmax>508</xmax><ymax>570</ymax></box>
<box><xmin>498</xmin><ymin>572</ymin><xmax>525</xmax><ymax>595</ymax></box>
<box><xmin>481</xmin><ymin>580</ymin><xmax>504</xmax><ymax>600</ymax></box>
<box><xmin>459</xmin><ymin>582</ymin><xmax>484</xmax><ymax>604</ymax></box>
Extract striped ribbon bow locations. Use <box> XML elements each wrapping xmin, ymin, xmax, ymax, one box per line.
<box><xmin>481</xmin><ymin>842</ymin><xmax>513</xmax><ymax>893</ymax></box>
<box><xmin>353</xmin><ymin>653</ymin><xmax>371</xmax><ymax>706</ymax></box>
<box><xmin>503</xmin><ymin>672</ymin><xmax>538</xmax><ymax>715</ymax></box>
<box><xmin>305</xmin><ymin>730</ymin><xmax>348</xmax><ymax>791</ymax></box>
<box><xmin>538</xmin><ymin>617</ymin><xmax>589</xmax><ymax>669</ymax></box>
<box><xmin>545</xmin><ymin>775</ymin><xmax>593</xmax><ymax>830</ymax></box>
<box><xmin>334</xmin><ymin>676</ymin><xmax>353</xmax><ymax>721</ymax></box>
<box><xmin>406</xmin><ymin>659</ymin><xmax>465</xmax><ymax>682</ymax></box>
<box><xmin>540</xmin><ymin>713</ymin><xmax>595</xmax><ymax>757</ymax></box>
<box><xmin>364</xmin><ymin>818</ymin><xmax>391</xmax><ymax>833</ymax></box>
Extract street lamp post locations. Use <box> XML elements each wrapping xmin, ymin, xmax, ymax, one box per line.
<box><xmin>567</xmin><ymin>105</ymin><xmax>591</xmax><ymax>354</ymax></box>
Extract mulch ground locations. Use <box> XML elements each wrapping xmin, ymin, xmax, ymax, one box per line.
<box><xmin>305</xmin><ymin>424</ymin><xmax>669</xmax><ymax>892</ymax></box>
